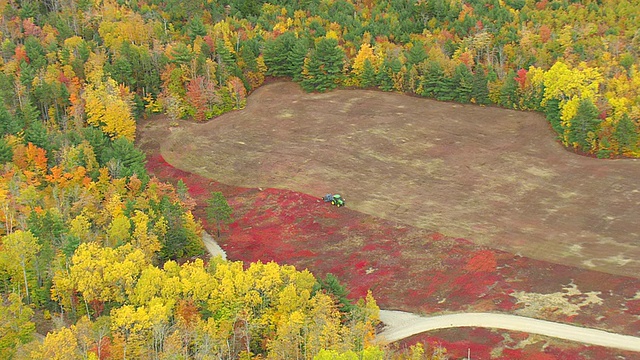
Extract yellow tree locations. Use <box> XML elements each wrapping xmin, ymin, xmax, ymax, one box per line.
<box><xmin>0</xmin><ymin>293</ymin><xmax>35</xmax><ymax>359</ymax></box>
<box><xmin>0</xmin><ymin>230</ymin><xmax>41</xmax><ymax>303</ymax></box>
<box><xmin>110</xmin><ymin>304</ymin><xmax>151</xmax><ymax>360</ymax></box>
<box><xmin>30</xmin><ymin>327</ymin><xmax>81</xmax><ymax>360</ymax></box>
<box><xmin>131</xmin><ymin>210</ymin><xmax>161</xmax><ymax>261</ymax></box>
<box><xmin>350</xmin><ymin>43</ymin><xmax>380</xmax><ymax>87</ymax></box>
<box><xmin>83</xmin><ymin>54</ymin><xmax>136</xmax><ymax>140</ymax></box>
<box><xmin>543</xmin><ymin>61</ymin><xmax>603</xmax><ymax>144</ymax></box>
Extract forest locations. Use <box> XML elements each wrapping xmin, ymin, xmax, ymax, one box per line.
<box><xmin>0</xmin><ymin>0</ymin><xmax>639</xmax><ymax>358</ymax></box>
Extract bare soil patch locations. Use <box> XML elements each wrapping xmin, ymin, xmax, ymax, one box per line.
<box><xmin>138</xmin><ymin>81</ymin><xmax>640</xmax><ymax>278</ymax></box>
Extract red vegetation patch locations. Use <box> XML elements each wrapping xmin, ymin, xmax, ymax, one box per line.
<box><xmin>145</xmin><ymin>151</ymin><xmax>640</xmax><ymax>360</ymax></box>
<box><xmin>465</xmin><ymin>250</ymin><xmax>497</xmax><ymax>272</ymax></box>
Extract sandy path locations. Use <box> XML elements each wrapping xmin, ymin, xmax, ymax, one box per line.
<box><xmin>377</xmin><ymin>310</ymin><xmax>640</xmax><ymax>352</ymax></box>
<box><xmin>202</xmin><ymin>231</ymin><xmax>227</xmax><ymax>259</ymax></box>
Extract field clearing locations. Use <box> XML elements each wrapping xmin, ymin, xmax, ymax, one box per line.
<box><xmin>140</xmin><ymin>81</ymin><xmax>640</xmax><ymax>278</ymax></box>
<box><xmin>137</xmin><ymin>81</ymin><xmax>640</xmax><ymax>359</ymax></box>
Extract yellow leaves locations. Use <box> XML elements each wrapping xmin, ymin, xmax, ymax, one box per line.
<box><xmin>106</xmin><ymin>245</ymin><xmax>148</xmax><ymax>302</ymax></box>
<box><xmin>131</xmin><ymin>210</ymin><xmax>161</xmax><ymax>260</ymax></box>
<box><xmin>0</xmin><ymin>230</ymin><xmax>41</xmax><ymax>280</ymax></box>
<box><xmin>107</xmin><ymin>214</ymin><xmax>131</xmax><ymax>246</ymax></box>
<box><xmin>326</xmin><ymin>30</ymin><xmax>340</xmax><ymax>40</ymax></box>
<box><xmin>543</xmin><ymin>61</ymin><xmax>602</xmax><ymax>105</ymax></box>
<box><xmin>51</xmin><ymin>267</ymin><xmax>74</xmax><ymax>310</ymax></box>
<box><xmin>527</xmin><ymin>66</ymin><xmax>545</xmax><ymax>88</ymax></box>
<box><xmin>273</xmin><ymin>17</ymin><xmax>293</xmax><ymax>34</ymax></box>
<box><xmin>64</xmin><ymin>242</ymin><xmax>149</xmax><ymax>305</ymax></box>
<box><xmin>98</xmin><ymin>12</ymin><xmax>151</xmax><ymax>51</ymax></box>
<box><xmin>111</xmin><ymin>304</ymin><xmax>152</xmax><ymax>334</ymax></box>
<box><xmin>69</xmin><ymin>214</ymin><xmax>92</xmax><ymax>241</ymax></box>
<box><xmin>350</xmin><ymin>43</ymin><xmax>380</xmax><ymax>87</ymax></box>
<box><xmin>69</xmin><ymin>242</ymin><xmax>112</xmax><ymax>303</ymax></box>
<box><xmin>63</xmin><ymin>35</ymin><xmax>84</xmax><ymax>50</ymax></box>
<box><xmin>130</xmin><ymin>265</ymin><xmax>169</xmax><ymax>306</ymax></box>
<box><xmin>83</xmin><ymin>70</ymin><xmax>136</xmax><ymax>140</ymax></box>
<box><xmin>560</xmin><ymin>97</ymin><xmax>580</xmax><ymax>123</ymax></box>
<box><xmin>180</xmin><ymin>258</ymin><xmax>215</xmax><ymax>303</ymax></box>
<box><xmin>143</xmin><ymin>93</ymin><xmax>162</xmax><ymax>114</ymax></box>
<box><xmin>31</xmin><ymin>327</ymin><xmax>79</xmax><ymax>360</ymax></box>
<box><xmin>51</xmin><ymin>239</ymin><xmax>378</xmax><ymax>358</ymax></box>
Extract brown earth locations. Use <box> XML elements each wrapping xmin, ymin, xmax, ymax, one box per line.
<box><xmin>137</xmin><ymin>81</ymin><xmax>640</xmax><ymax>279</ymax></box>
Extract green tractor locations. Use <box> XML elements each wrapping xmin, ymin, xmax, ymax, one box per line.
<box><xmin>322</xmin><ymin>194</ymin><xmax>345</xmax><ymax>207</ymax></box>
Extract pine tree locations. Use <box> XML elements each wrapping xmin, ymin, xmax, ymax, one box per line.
<box><xmin>406</xmin><ymin>42</ymin><xmax>427</xmax><ymax>67</ymax></box>
<box><xmin>0</xmin><ymin>138</ymin><xmax>12</xmax><ymax>164</ymax></box>
<box><xmin>360</xmin><ymin>59</ymin><xmax>377</xmax><ymax>88</ymax></box>
<box><xmin>188</xmin><ymin>17</ymin><xmax>207</xmax><ymax>40</ymax></box>
<box><xmin>288</xmin><ymin>38</ymin><xmax>309</xmax><ymax>81</ymax></box>
<box><xmin>471</xmin><ymin>65</ymin><xmax>490</xmax><ymax>105</ymax></box>
<box><xmin>453</xmin><ymin>63</ymin><xmax>473</xmax><ymax>103</ymax></box>
<box><xmin>569</xmin><ymin>98</ymin><xmax>600</xmax><ymax>152</ymax></box>
<box><xmin>313</xmin><ymin>273</ymin><xmax>354</xmax><ymax>314</ymax></box>
<box><xmin>103</xmin><ymin>138</ymin><xmax>148</xmax><ymax>181</ymax></box>
<box><xmin>545</xmin><ymin>98</ymin><xmax>563</xmax><ymax>137</ymax></box>
<box><xmin>376</xmin><ymin>59</ymin><xmax>398</xmax><ymax>92</ymax></box>
<box><xmin>25</xmin><ymin>119</ymin><xmax>48</xmax><ymax>152</ymax></box>
<box><xmin>301</xmin><ymin>38</ymin><xmax>345</xmax><ymax>92</ymax></box>
<box><xmin>205</xmin><ymin>191</ymin><xmax>233</xmax><ymax>238</ymax></box>
<box><xmin>0</xmin><ymin>101</ymin><xmax>22</xmax><ymax>136</ymax></box>
<box><xmin>499</xmin><ymin>69</ymin><xmax>519</xmax><ymax>109</ymax></box>
<box><xmin>264</xmin><ymin>32</ymin><xmax>297</xmax><ymax>77</ymax></box>
<box><xmin>419</xmin><ymin>60</ymin><xmax>444</xmax><ymax>98</ymax></box>
<box><xmin>614</xmin><ymin>114</ymin><xmax>638</xmax><ymax>155</ymax></box>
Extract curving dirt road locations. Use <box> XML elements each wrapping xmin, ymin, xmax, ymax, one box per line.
<box><xmin>202</xmin><ymin>231</ymin><xmax>227</xmax><ymax>259</ymax></box>
<box><xmin>377</xmin><ymin>310</ymin><xmax>640</xmax><ymax>352</ymax></box>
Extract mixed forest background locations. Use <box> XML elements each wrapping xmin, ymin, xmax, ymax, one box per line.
<box><xmin>0</xmin><ymin>0</ymin><xmax>639</xmax><ymax>358</ymax></box>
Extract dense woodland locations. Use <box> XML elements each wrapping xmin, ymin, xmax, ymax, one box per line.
<box><xmin>0</xmin><ymin>0</ymin><xmax>639</xmax><ymax>358</ymax></box>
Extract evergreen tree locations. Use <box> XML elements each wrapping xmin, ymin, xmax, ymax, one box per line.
<box><xmin>360</xmin><ymin>59</ymin><xmax>377</xmax><ymax>88</ymax></box>
<box><xmin>569</xmin><ymin>98</ymin><xmax>600</xmax><ymax>152</ymax></box>
<box><xmin>545</xmin><ymin>98</ymin><xmax>563</xmax><ymax>137</ymax></box>
<box><xmin>419</xmin><ymin>60</ymin><xmax>444</xmax><ymax>98</ymax></box>
<box><xmin>0</xmin><ymin>101</ymin><xmax>22</xmax><ymax>136</ymax></box>
<box><xmin>453</xmin><ymin>63</ymin><xmax>473</xmax><ymax>103</ymax></box>
<box><xmin>614</xmin><ymin>114</ymin><xmax>638</xmax><ymax>155</ymax></box>
<box><xmin>215</xmin><ymin>39</ymin><xmax>239</xmax><ymax>83</ymax></box>
<box><xmin>103</xmin><ymin>137</ymin><xmax>148</xmax><ymax>181</ymax></box>
<box><xmin>313</xmin><ymin>273</ymin><xmax>354</xmax><ymax>314</ymax></box>
<box><xmin>0</xmin><ymin>138</ymin><xmax>12</xmax><ymax>164</ymax></box>
<box><xmin>499</xmin><ymin>69</ymin><xmax>519</xmax><ymax>109</ymax></box>
<box><xmin>376</xmin><ymin>60</ymin><xmax>395</xmax><ymax>91</ymax></box>
<box><xmin>19</xmin><ymin>98</ymin><xmax>40</xmax><ymax>127</ymax></box>
<box><xmin>24</xmin><ymin>119</ymin><xmax>48</xmax><ymax>152</ymax></box>
<box><xmin>157</xmin><ymin>197</ymin><xmax>203</xmax><ymax>260</ymax></box>
<box><xmin>300</xmin><ymin>38</ymin><xmax>345</xmax><ymax>92</ymax></box>
<box><xmin>188</xmin><ymin>17</ymin><xmax>207</xmax><ymax>40</ymax></box>
<box><xmin>82</xmin><ymin>126</ymin><xmax>110</xmax><ymax>165</ymax></box>
<box><xmin>169</xmin><ymin>43</ymin><xmax>193</xmax><ymax>66</ymax></box>
<box><xmin>471</xmin><ymin>65</ymin><xmax>490</xmax><ymax>105</ymax></box>
<box><xmin>264</xmin><ymin>32</ymin><xmax>296</xmax><ymax>77</ymax></box>
<box><xmin>406</xmin><ymin>42</ymin><xmax>427</xmax><ymax>67</ymax></box>
<box><xmin>288</xmin><ymin>38</ymin><xmax>309</xmax><ymax>81</ymax></box>
<box><xmin>435</xmin><ymin>74</ymin><xmax>456</xmax><ymax>101</ymax></box>
<box><xmin>205</xmin><ymin>191</ymin><xmax>234</xmax><ymax>238</ymax></box>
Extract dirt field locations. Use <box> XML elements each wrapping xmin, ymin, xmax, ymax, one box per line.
<box><xmin>139</xmin><ymin>81</ymin><xmax>640</xmax><ymax>279</ymax></box>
